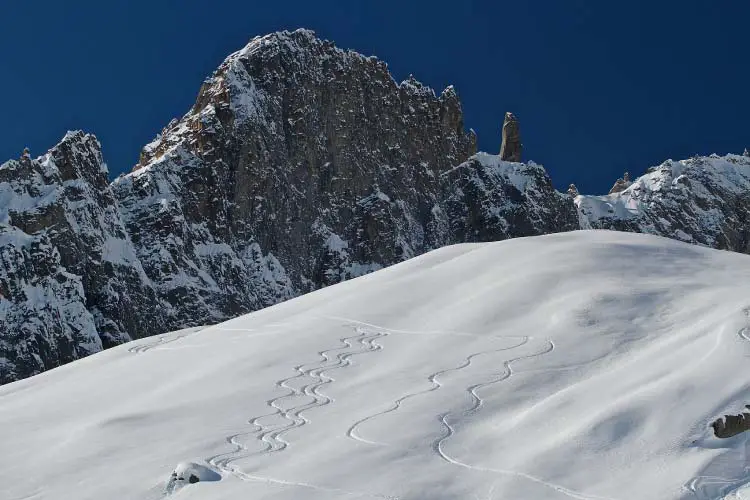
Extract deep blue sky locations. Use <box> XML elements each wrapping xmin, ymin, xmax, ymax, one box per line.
<box><xmin>1</xmin><ymin>1</ymin><xmax>748</xmax><ymax>193</ymax></box>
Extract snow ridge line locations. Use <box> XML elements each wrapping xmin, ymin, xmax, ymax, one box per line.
<box><xmin>206</xmin><ymin>329</ymin><xmax>387</xmax><ymax>482</ymax></box>
<box><xmin>433</xmin><ymin>338</ymin><xmax>618</xmax><ymax>500</ymax></box>
<box><xmin>347</xmin><ymin>337</ymin><xmax>530</xmax><ymax>445</ymax></box>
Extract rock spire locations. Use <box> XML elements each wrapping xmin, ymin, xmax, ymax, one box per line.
<box><xmin>499</xmin><ymin>112</ymin><xmax>522</xmax><ymax>162</ymax></box>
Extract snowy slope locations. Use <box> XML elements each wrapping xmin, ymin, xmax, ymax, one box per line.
<box><xmin>2</xmin><ymin>230</ymin><xmax>750</xmax><ymax>500</ymax></box>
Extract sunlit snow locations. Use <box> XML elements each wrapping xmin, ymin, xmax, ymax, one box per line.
<box><xmin>1</xmin><ymin>230</ymin><xmax>749</xmax><ymax>500</ymax></box>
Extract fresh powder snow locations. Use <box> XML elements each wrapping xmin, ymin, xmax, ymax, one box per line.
<box><xmin>1</xmin><ymin>230</ymin><xmax>749</xmax><ymax>500</ymax></box>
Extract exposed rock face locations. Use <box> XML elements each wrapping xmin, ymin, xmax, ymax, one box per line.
<box><xmin>499</xmin><ymin>112</ymin><xmax>522</xmax><ymax>162</ymax></box>
<box><xmin>577</xmin><ymin>154</ymin><xmax>750</xmax><ymax>252</ymax></box>
<box><xmin>608</xmin><ymin>172</ymin><xmax>631</xmax><ymax>194</ymax></box>
<box><xmin>1</xmin><ymin>28</ymin><xmax>748</xmax><ymax>385</ymax></box>
<box><xmin>0</xmin><ymin>132</ymin><xmax>165</xmax><ymax>382</ymax></box>
<box><xmin>112</xmin><ymin>29</ymin><xmax>478</xmax><ymax>323</ymax></box>
<box><xmin>442</xmin><ymin>154</ymin><xmax>578</xmax><ymax>243</ymax></box>
<box><xmin>2</xmin><ymin>30</ymin><xmax>575</xmax><ymax>383</ymax></box>
<box><xmin>711</xmin><ymin>406</ymin><xmax>750</xmax><ymax>438</ymax></box>
<box><xmin>0</xmin><ymin>224</ymin><xmax>100</xmax><ymax>383</ymax></box>
<box><xmin>567</xmin><ymin>184</ymin><xmax>579</xmax><ymax>197</ymax></box>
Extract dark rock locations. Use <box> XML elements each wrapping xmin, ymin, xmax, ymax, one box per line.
<box><xmin>499</xmin><ymin>112</ymin><xmax>522</xmax><ymax>162</ymax></box>
<box><xmin>442</xmin><ymin>154</ymin><xmax>578</xmax><ymax>243</ymax></box>
<box><xmin>567</xmin><ymin>184</ymin><xmax>579</xmax><ymax>197</ymax></box>
<box><xmin>711</xmin><ymin>406</ymin><xmax>750</xmax><ymax>438</ymax></box>
<box><xmin>0</xmin><ymin>132</ymin><xmax>166</xmax><ymax>382</ymax></box>
<box><xmin>113</xmin><ymin>29</ymin><xmax>478</xmax><ymax>326</ymax></box>
<box><xmin>0</xmin><ymin>224</ymin><xmax>100</xmax><ymax>384</ymax></box>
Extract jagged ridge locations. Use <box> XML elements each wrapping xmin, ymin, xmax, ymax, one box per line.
<box><xmin>1</xmin><ymin>29</ymin><xmax>748</xmax><ymax>384</ymax></box>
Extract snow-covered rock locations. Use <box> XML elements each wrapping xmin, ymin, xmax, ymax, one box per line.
<box><xmin>112</xmin><ymin>29</ymin><xmax>480</xmax><ymax>326</ymax></box>
<box><xmin>577</xmin><ymin>153</ymin><xmax>750</xmax><ymax>251</ymax></box>
<box><xmin>0</xmin><ymin>133</ymin><xmax>164</xmax><ymax>383</ymax></box>
<box><xmin>442</xmin><ymin>153</ymin><xmax>578</xmax><ymax>242</ymax></box>
<box><xmin>0</xmin><ymin>223</ymin><xmax>102</xmax><ymax>383</ymax></box>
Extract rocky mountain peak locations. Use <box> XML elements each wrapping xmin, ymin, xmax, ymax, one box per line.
<box><xmin>0</xmin><ymin>131</ymin><xmax>165</xmax><ymax>383</ymax></box>
<box><xmin>577</xmin><ymin>152</ymin><xmax>750</xmax><ymax>251</ymax></box>
<box><xmin>3</xmin><ymin>29</ymin><xmax>747</xmax><ymax>385</ymax></box>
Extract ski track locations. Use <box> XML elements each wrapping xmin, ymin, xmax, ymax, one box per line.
<box><xmin>333</xmin><ymin>316</ymin><xmax>613</xmax><ymax>500</ymax></box>
<box><xmin>203</xmin><ymin>327</ymin><xmax>391</xmax><ymax>499</ymax></box>
<box><xmin>682</xmin><ymin>307</ymin><xmax>750</xmax><ymax>500</ymax></box>
<box><xmin>346</xmin><ymin>337</ymin><xmax>530</xmax><ymax>445</ymax></box>
<box><xmin>129</xmin><ymin>323</ymin><xmax>295</xmax><ymax>354</ymax></box>
<box><xmin>740</xmin><ymin>308</ymin><xmax>750</xmax><ymax>343</ymax></box>
<box><xmin>433</xmin><ymin>339</ymin><xmax>617</xmax><ymax>500</ymax></box>
<box><xmin>127</xmin><ymin>328</ymin><xmax>205</xmax><ymax>354</ymax></box>
<box><xmin>685</xmin><ymin>468</ymin><xmax>750</xmax><ymax>500</ymax></box>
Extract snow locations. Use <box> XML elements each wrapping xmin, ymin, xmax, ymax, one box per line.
<box><xmin>222</xmin><ymin>56</ymin><xmax>268</xmax><ymax>124</ymax></box>
<box><xmin>2</xmin><ymin>230</ymin><xmax>750</xmax><ymax>500</ymax></box>
<box><xmin>447</xmin><ymin>152</ymin><xmax>542</xmax><ymax>194</ymax></box>
<box><xmin>576</xmin><ymin>154</ymin><xmax>750</xmax><ymax>227</ymax></box>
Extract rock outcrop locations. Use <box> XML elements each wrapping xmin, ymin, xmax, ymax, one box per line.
<box><xmin>442</xmin><ymin>153</ymin><xmax>578</xmax><ymax>243</ymax></box>
<box><xmin>112</xmin><ymin>29</ymin><xmax>478</xmax><ymax>324</ymax></box>
<box><xmin>711</xmin><ymin>406</ymin><xmax>750</xmax><ymax>438</ymax></box>
<box><xmin>0</xmin><ymin>132</ymin><xmax>167</xmax><ymax>383</ymax></box>
<box><xmin>576</xmin><ymin>154</ymin><xmax>750</xmax><ymax>252</ymax></box>
<box><xmin>0</xmin><ymin>224</ymin><xmax>100</xmax><ymax>383</ymax></box>
<box><xmin>499</xmin><ymin>112</ymin><xmax>522</xmax><ymax>162</ymax></box>
<box><xmin>608</xmin><ymin>172</ymin><xmax>631</xmax><ymax>194</ymax></box>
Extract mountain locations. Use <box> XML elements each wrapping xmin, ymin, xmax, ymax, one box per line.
<box><xmin>0</xmin><ymin>132</ymin><xmax>165</xmax><ymax>383</ymax></box>
<box><xmin>577</xmin><ymin>153</ymin><xmax>750</xmax><ymax>251</ymax></box>
<box><xmin>0</xmin><ymin>29</ymin><xmax>748</xmax><ymax>384</ymax></box>
<box><xmin>2</xmin><ymin>231</ymin><xmax>750</xmax><ymax>500</ymax></box>
<box><xmin>0</xmin><ymin>30</ymin><xmax>575</xmax><ymax>383</ymax></box>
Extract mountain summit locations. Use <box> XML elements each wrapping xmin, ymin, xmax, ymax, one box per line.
<box><xmin>0</xmin><ymin>29</ymin><xmax>749</xmax><ymax>383</ymax></box>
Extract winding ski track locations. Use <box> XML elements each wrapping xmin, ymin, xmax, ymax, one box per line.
<box><xmin>336</xmin><ymin>317</ymin><xmax>614</xmax><ymax>500</ymax></box>
<box><xmin>346</xmin><ymin>337</ymin><xmax>529</xmax><ymax>445</ymax></box>
<box><xmin>432</xmin><ymin>339</ymin><xmax>617</xmax><ymax>500</ymax></box>
<box><xmin>205</xmin><ymin>327</ymin><xmax>390</xmax><ymax>498</ymax></box>
<box><xmin>685</xmin><ymin>466</ymin><xmax>750</xmax><ymax>500</ymax></box>
<box><xmin>739</xmin><ymin>308</ymin><xmax>750</xmax><ymax>343</ymax></box>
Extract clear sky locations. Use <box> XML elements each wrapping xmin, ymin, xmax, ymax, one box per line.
<box><xmin>1</xmin><ymin>1</ymin><xmax>748</xmax><ymax>193</ymax></box>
